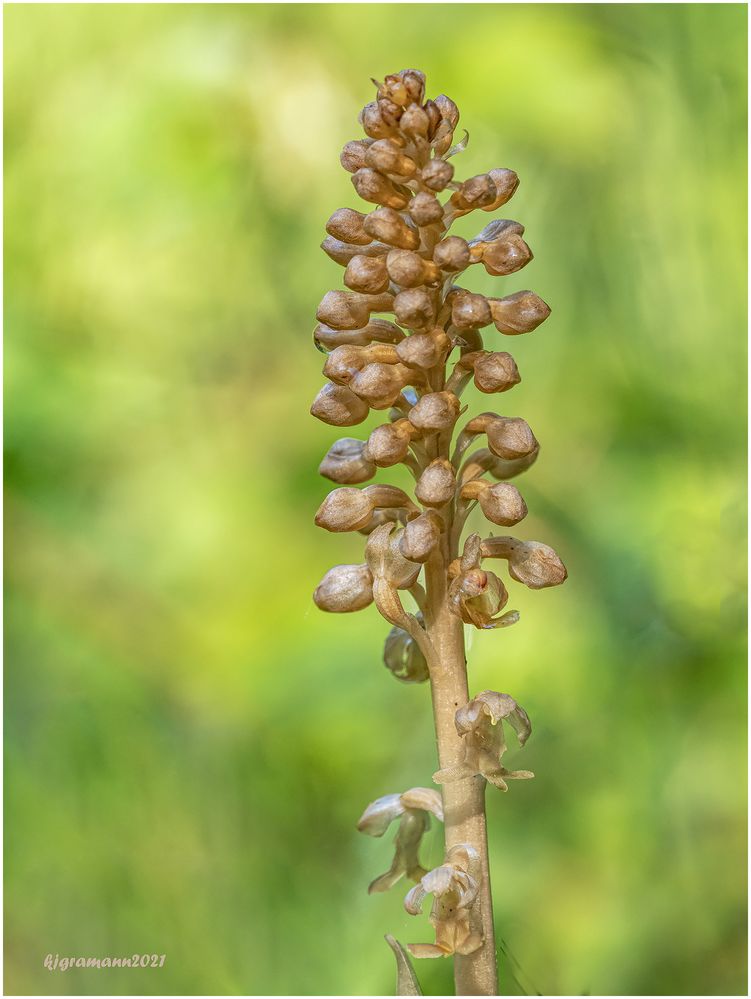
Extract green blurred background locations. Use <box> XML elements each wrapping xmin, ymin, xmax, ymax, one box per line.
<box><xmin>4</xmin><ymin>4</ymin><xmax>747</xmax><ymax>995</ymax></box>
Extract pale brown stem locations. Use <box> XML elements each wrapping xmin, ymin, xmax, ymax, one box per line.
<box><xmin>392</xmin><ymin>163</ymin><xmax>498</xmax><ymax>995</ymax></box>
<box><xmin>424</xmin><ymin>548</ymin><xmax>498</xmax><ymax>995</ymax></box>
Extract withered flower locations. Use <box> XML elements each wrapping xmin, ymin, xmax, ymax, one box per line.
<box><xmin>404</xmin><ymin>844</ymin><xmax>483</xmax><ymax>959</ymax></box>
<box><xmin>434</xmin><ymin>691</ymin><xmax>534</xmax><ymax>792</ymax></box>
<box><xmin>358</xmin><ymin>787</ymin><xmax>443</xmax><ymax>894</ymax></box>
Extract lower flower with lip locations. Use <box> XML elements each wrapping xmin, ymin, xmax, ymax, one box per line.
<box><xmin>357</xmin><ymin>787</ymin><xmax>444</xmax><ymax>894</ymax></box>
<box><xmin>447</xmin><ymin>533</ymin><xmax>518</xmax><ymax>630</ymax></box>
<box><xmin>403</xmin><ymin>844</ymin><xmax>483</xmax><ymax>958</ymax></box>
<box><xmin>433</xmin><ymin>690</ymin><xmax>534</xmax><ymax>792</ymax></box>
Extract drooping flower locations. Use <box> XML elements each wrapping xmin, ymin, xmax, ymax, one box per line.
<box><xmin>357</xmin><ymin>788</ymin><xmax>444</xmax><ymax>894</ymax></box>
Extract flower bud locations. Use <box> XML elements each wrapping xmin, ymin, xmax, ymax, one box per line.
<box><xmin>480</xmin><ymin>536</ymin><xmax>567</xmax><ymax>589</ymax></box>
<box><xmin>489</xmin><ymin>291</ymin><xmax>551</xmax><ymax>335</ymax></box>
<box><xmin>344</xmin><ymin>254</ymin><xmax>390</xmax><ymax>294</ymax></box>
<box><xmin>319</xmin><ymin>438</ymin><xmax>376</xmax><ymax>484</ymax></box>
<box><xmin>469</xmin><ymin>218</ymin><xmax>524</xmax><ymax>253</ymax></box>
<box><xmin>340</xmin><ymin>139</ymin><xmax>373</xmax><ymax>173</ymax></box>
<box><xmin>352</xmin><ymin>168</ymin><xmax>410</xmax><ymax>210</ymax></box>
<box><xmin>387</xmin><ymin>250</ymin><xmax>440</xmax><ymax>288</ymax></box>
<box><xmin>400</xmin><ymin>69</ymin><xmax>427</xmax><ymax>103</ymax></box>
<box><xmin>434</xmin><ymin>94</ymin><xmax>460</xmax><ymax>130</ymax></box>
<box><xmin>408</xmin><ymin>191</ymin><xmax>443</xmax><ymax>226</ymax></box>
<box><xmin>364</xmin><ymin>419</ymin><xmax>417</xmax><ymax>466</ymax></box>
<box><xmin>461</xmin><ymin>480</ymin><xmax>527</xmax><ymax>526</ymax></box>
<box><xmin>316</xmin><ymin>484</ymin><xmax>417</xmax><ymax>532</ymax></box>
<box><xmin>451</xmin><ymin>173</ymin><xmax>498</xmax><ymax>212</ymax></box>
<box><xmin>408</xmin><ymin>391</ymin><xmax>460</xmax><ymax>432</ymax></box>
<box><xmin>310</xmin><ymin>382</ymin><xmax>369</xmax><ymax>426</ymax></box>
<box><xmin>473</xmin><ymin>352</ymin><xmax>521</xmax><ymax>393</ymax></box>
<box><xmin>321</xmin><ymin>236</ymin><xmax>390</xmax><ymax>266</ymax></box>
<box><xmin>399</xmin><ymin>511</ymin><xmax>442</xmax><ymax>562</ymax></box>
<box><xmin>484</xmin><ymin>168</ymin><xmax>519</xmax><ymax>211</ymax></box>
<box><xmin>482</xmin><ymin>233</ymin><xmax>533</xmax><ymax>276</ymax></box>
<box><xmin>424</xmin><ymin>100</ymin><xmax>442</xmax><ymax>138</ymax></box>
<box><xmin>359</xmin><ymin>101</ymin><xmax>397</xmax><ymax>140</ymax></box>
<box><xmin>316</xmin><ymin>289</ymin><xmax>394</xmax><ymax>330</ymax></box>
<box><xmin>326</xmin><ymin>207</ymin><xmax>370</xmax><ymax>244</ymax></box>
<box><xmin>363</xmin><ymin>207</ymin><xmax>420</xmax><ymax>250</ymax></box>
<box><xmin>366</xmin><ymin>139</ymin><xmax>417</xmax><ymax>178</ymax></box>
<box><xmin>485</xmin><ymin>416</ymin><xmax>538</xmax><ymax>460</ymax></box>
<box><xmin>415</xmin><ymin>459</ymin><xmax>456</xmax><ymax>507</ymax></box>
<box><xmin>350</xmin><ymin>362</ymin><xmax>411</xmax><ymax>409</ymax></box>
<box><xmin>378</xmin><ymin>69</ymin><xmax>426</xmax><ymax>107</ymax></box>
<box><xmin>399</xmin><ymin>102</ymin><xmax>430</xmax><ymax>137</ymax></box>
<box><xmin>433</xmin><ymin>236</ymin><xmax>470</xmax><ymax>272</ymax></box>
<box><xmin>313</xmin><ymin>317</ymin><xmax>403</xmax><ymax>352</ymax></box>
<box><xmin>323</xmin><ymin>343</ymin><xmax>399</xmax><ymax>384</ymax></box>
<box><xmin>396</xmin><ymin>329</ymin><xmax>449</xmax><ymax>369</ymax></box>
<box><xmin>315</xmin><ymin>486</ymin><xmax>375</xmax><ymax>532</ymax></box>
<box><xmin>421</xmin><ymin>159</ymin><xmax>454</xmax><ymax>191</ymax></box>
<box><xmin>469</xmin><ymin>218</ymin><xmax>532</xmax><ymax>275</ymax></box>
<box><xmin>394</xmin><ymin>288</ymin><xmax>435</xmax><ymax>328</ymax></box>
<box><xmin>431</xmin><ymin>120</ymin><xmax>455</xmax><ymax>157</ymax></box>
<box><xmin>384</xmin><ymin>620</ymin><xmax>430</xmax><ymax>682</ymax></box>
<box><xmin>314</xmin><ymin>563</ymin><xmax>374</xmax><ymax>612</ymax></box>
<box><xmin>377</xmin><ymin>97</ymin><xmax>403</xmax><ymax>128</ymax></box>
<box><xmin>450</xmin><ymin>290</ymin><xmax>492</xmax><ymax>330</ymax></box>
<box><xmin>366</xmin><ymin>523</ymin><xmax>421</xmax><ymax>589</ymax></box>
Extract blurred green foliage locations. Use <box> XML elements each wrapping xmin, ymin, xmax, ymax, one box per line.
<box><xmin>4</xmin><ymin>4</ymin><xmax>747</xmax><ymax>996</ymax></box>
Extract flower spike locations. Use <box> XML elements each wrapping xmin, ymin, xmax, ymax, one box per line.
<box><xmin>310</xmin><ymin>69</ymin><xmax>567</xmax><ymax>994</ymax></box>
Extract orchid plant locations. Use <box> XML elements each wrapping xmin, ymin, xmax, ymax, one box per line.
<box><xmin>311</xmin><ymin>69</ymin><xmax>567</xmax><ymax>996</ymax></box>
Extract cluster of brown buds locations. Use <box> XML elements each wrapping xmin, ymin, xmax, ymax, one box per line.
<box><xmin>310</xmin><ymin>69</ymin><xmax>567</xmax><ymax>991</ymax></box>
